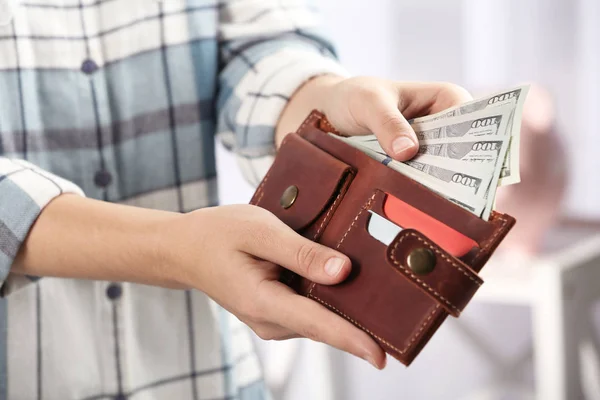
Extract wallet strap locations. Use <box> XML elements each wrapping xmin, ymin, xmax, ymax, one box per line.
<box><xmin>386</xmin><ymin>230</ymin><xmax>483</xmax><ymax>317</ymax></box>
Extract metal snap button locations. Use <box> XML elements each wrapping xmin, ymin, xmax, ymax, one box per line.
<box><xmin>280</xmin><ymin>185</ymin><xmax>298</xmax><ymax>209</ymax></box>
<box><xmin>407</xmin><ymin>247</ymin><xmax>436</xmax><ymax>275</ymax></box>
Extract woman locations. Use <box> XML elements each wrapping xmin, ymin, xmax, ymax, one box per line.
<box><xmin>0</xmin><ymin>0</ymin><xmax>471</xmax><ymax>398</ymax></box>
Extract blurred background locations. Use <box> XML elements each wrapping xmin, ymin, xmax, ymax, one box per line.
<box><xmin>216</xmin><ymin>0</ymin><xmax>600</xmax><ymax>399</ymax></box>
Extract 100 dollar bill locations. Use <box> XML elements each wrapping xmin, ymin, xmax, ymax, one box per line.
<box><xmin>331</xmin><ymin>134</ymin><xmax>487</xmax><ymax>215</ymax></box>
<box><xmin>402</xmin><ymin>153</ymin><xmax>493</xmax><ymax>200</ymax></box>
<box><xmin>353</xmin><ymin>104</ymin><xmax>513</xmax><ymax>170</ymax></box>
<box><xmin>362</xmin><ymin>147</ymin><xmax>488</xmax><ymax>216</ymax></box>
<box><xmin>359</xmin><ymin>105</ymin><xmax>512</xmax><ymax>164</ymax></box>
<box><xmin>358</xmin><ymin>108</ymin><xmax>512</xmax><ymax>218</ymax></box>
<box><xmin>410</xmin><ymin>85</ymin><xmax>529</xmax><ymax>185</ymax></box>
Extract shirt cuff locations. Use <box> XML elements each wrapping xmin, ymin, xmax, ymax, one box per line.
<box><xmin>0</xmin><ymin>158</ymin><xmax>84</xmax><ymax>296</ymax></box>
<box><xmin>222</xmin><ymin>47</ymin><xmax>350</xmax><ymax>188</ymax></box>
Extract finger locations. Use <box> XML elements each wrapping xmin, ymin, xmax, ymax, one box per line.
<box><xmin>358</xmin><ymin>93</ymin><xmax>419</xmax><ymax>161</ymax></box>
<box><xmin>263</xmin><ymin>282</ymin><xmax>386</xmax><ymax>369</ymax></box>
<box><xmin>242</xmin><ymin>218</ymin><xmax>352</xmax><ymax>285</ymax></box>
<box><xmin>252</xmin><ymin>322</ymin><xmax>302</xmax><ymax>341</ymax></box>
<box><xmin>395</xmin><ymin>81</ymin><xmax>473</xmax><ymax>117</ymax></box>
<box><xmin>360</xmin><ymin>82</ymin><xmax>474</xmax><ymax>161</ymax></box>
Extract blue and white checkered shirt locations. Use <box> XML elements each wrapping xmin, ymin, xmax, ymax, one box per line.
<box><xmin>0</xmin><ymin>0</ymin><xmax>348</xmax><ymax>398</ymax></box>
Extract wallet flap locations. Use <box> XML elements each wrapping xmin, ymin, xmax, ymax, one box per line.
<box><xmin>250</xmin><ymin>133</ymin><xmax>353</xmax><ymax>232</ymax></box>
<box><xmin>386</xmin><ymin>229</ymin><xmax>483</xmax><ymax>317</ymax></box>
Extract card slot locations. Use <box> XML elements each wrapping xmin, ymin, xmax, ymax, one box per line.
<box><xmin>367</xmin><ymin>173</ymin><xmax>493</xmax><ymax>245</ymax></box>
<box><xmin>380</xmin><ymin>192</ymin><xmax>480</xmax><ymax>258</ymax></box>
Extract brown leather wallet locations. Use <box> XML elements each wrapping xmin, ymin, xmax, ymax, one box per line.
<box><xmin>249</xmin><ymin>110</ymin><xmax>516</xmax><ymax>366</ymax></box>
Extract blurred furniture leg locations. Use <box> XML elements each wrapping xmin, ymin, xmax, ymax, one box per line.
<box><xmin>580</xmin><ymin>319</ymin><xmax>600</xmax><ymax>400</ymax></box>
<box><xmin>531</xmin><ymin>229</ymin><xmax>600</xmax><ymax>400</ymax></box>
<box><xmin>454</xmin><ymin>321</ymin><xmax>534</xmax><ymax>400</ymax></box>
<box><xmin>459</xmin><ymin>222</ymin><xmax>600</xmax><ymax>400</ymax></box>
<box><xmin>531</xmin><ymin>257</ymin><xmax>583</xmax><ymax>400</ymax></box>
<box><xmin>261</xmin><ymin>339</ymin><xmax>335</xmax><ymax>400</ymax></box>
<box><xmin>262</xmin><ymin>340</ymin><xmax>301</xmax><ymax>399</ymax></box>
<box><xmin>304</xmin><ymin>341</ymin><xmax>335</xmax><ymax>400</ymax></box>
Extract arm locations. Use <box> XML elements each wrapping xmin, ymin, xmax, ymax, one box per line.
<box><xmin>215</xmin><ymin>0</ymin><xmax>349</xmax><ymax>186</ymax></box>
<box><xmin>0</xmin><ymin>158</ymin><xmax>83</xmax><ymax>294</ymax></box>
<box><xmin>13</xmin><ymin>186</ymin><xmax>386</xmax><ymax>369</ymax></box>
<box><xmin>11</xmin><ymin>193</ymin><xmax>183</xmax><ymax>289</ymax></box>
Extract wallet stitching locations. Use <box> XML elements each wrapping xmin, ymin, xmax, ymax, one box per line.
<box><xmin>481</xmin><ymin>215</ymin><xmax>508</xmax><ymax>250</ymax></box>
<box><xmin>320</xmin><ymin>116</ymin><xmax>339</xmax><ymax>134</ymax></box>
<box><xmin>308</xmin><ymin>293</ymin><xmax>441</xmax><ymax>355</ymax></box>
<box><xmin>255</xmin><ymin>170</ymin><xmax>271</xmax><ymax>205</ymax></box>
<box><xmin>335</xmin><ymin>192</ymin><xmax>378</xmax><ymax>250</ymax></box>
<box><xmin>389</xmin><ymin>233</ymin><xmax>482</xmax><ymax>314</ymax></box>
<box><xmin>473</xmin><ymin>215</ymin><xmax>509</xmax><ymax>265</ymax></box>
<box><xmin>313</xmin><ymin>188</ymin><xmax>344</xmax><ymax>240</ymax></box>
<box><xmin>253</xmin><ymin>133</ymin><xmax>296</xmax><ymax>205</ymax></box>
<box><xmin>255</xmin><ymin>110</ymin><xmax>318</xmax><ymax>205</ymax></box>
<box><xmin>298</xmin><ymin>111</ymin><xmax>320</xmax><ymax>136</ymax></box>
<box><xmin>307</xmin><ymin>192</ymin><xmax>377</xmax><ymax>298</ymax></box>
<box><xmin>394</xmin><ymin>233</ymin><xmax>482</xmax><ymax>286</ymax></box>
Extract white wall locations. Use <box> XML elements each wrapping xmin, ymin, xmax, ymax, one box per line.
<box><xmin>316</xmin><ymin>0</ymin><xmax>600</xmax><ymax>220</ymax></box>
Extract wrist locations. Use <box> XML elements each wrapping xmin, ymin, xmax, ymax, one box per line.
<box><xmin>158</xmin><ymin>207</ymin><xmax>225</xmax><ymax>293</ymax></box>
<box><xmin>129</xmin><ymin>209</ymin><xmax>190</xmax><ymax>289</ymax></box>
<box><xmin>152</xmin><ymin>212</ymin><xmax>199</xmax><ymax>290</ymax></box>
<box><xmin>275</xmin><ymin>74</ymin><xmax>345</xmax><ymax>147</ymax></box>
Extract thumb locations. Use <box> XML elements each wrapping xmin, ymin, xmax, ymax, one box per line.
<box><xmin>243</xmin><ymin>219</ymin><xmax>352</xmax><ymax>285</ymax></box>
<box><xmin>361</xmin><ymin>97</ymin><xmax>419</xmax><ymax>161</ymax></box>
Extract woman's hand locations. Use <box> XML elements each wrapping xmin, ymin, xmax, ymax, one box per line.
<box><xmin>277</xmin><ymin>75</ymin><xmax>473</xmax><ymax>160</ymax></box>
<box><xmin>167</xmin><ymin>204</ymin><xmax>387</xmax><ymax>369</ymax></box>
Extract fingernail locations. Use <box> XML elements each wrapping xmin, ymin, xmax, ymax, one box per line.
<box><xmin>365</xmin><ymin>356</ymin><xmax>380</xmax><ymax>369</ymax></box>
<box><xmin>392</xmin><ymin>136</ymin><xmax>416</xmax><ymax>156</ymax></box>
<box><xmin>324</xmin><ymin>257</ymin><xmax>344</xmax><ymax>277</ymax></box>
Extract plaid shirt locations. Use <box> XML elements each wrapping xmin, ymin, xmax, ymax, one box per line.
<box><xmin>0</xmin><ymin>0</ymin><xmax>348</xmax><ymax>398</ymax></box>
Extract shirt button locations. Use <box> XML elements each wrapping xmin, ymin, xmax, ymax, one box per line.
<box><xmin>94</xmin><ymin>170</ymin><xmax>112</xmax><ymax>188</ymax></box>
<box><xmin>106</xmin><ymin>283</ymin><xmax>122</xmax><ymax>300</ymax></box>
<box><xmin>81</xmin><ymin>59</ymin><xmax>98</xmax><ymax>75</ymax></box>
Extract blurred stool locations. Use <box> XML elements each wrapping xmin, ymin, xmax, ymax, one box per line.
<box><xmin>457</xmin><ymin>219</ymin><xmax>600</xmax><ymax>400</ymax></box>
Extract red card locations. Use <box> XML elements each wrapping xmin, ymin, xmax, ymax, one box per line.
<box><xmin>383</xmin><ymin>193</ymin><xmax>479</xmax><ymax>257</ymax></box>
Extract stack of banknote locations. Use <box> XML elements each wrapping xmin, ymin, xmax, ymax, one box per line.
<box><xmin>332</xmin><ymin>85</ymin><xmax>530</xmax><ymax>221</ymax></box>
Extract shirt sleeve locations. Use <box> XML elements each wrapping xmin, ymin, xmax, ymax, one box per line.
<box><xmin>0</xmin><ymin>157</ymin><xmax>84</xmax><ymax>296</ymax></box>
<box><xmin>216</xmin><ymin>0</ymin><xmax>350</xmax><ymax>187</ymax></box>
